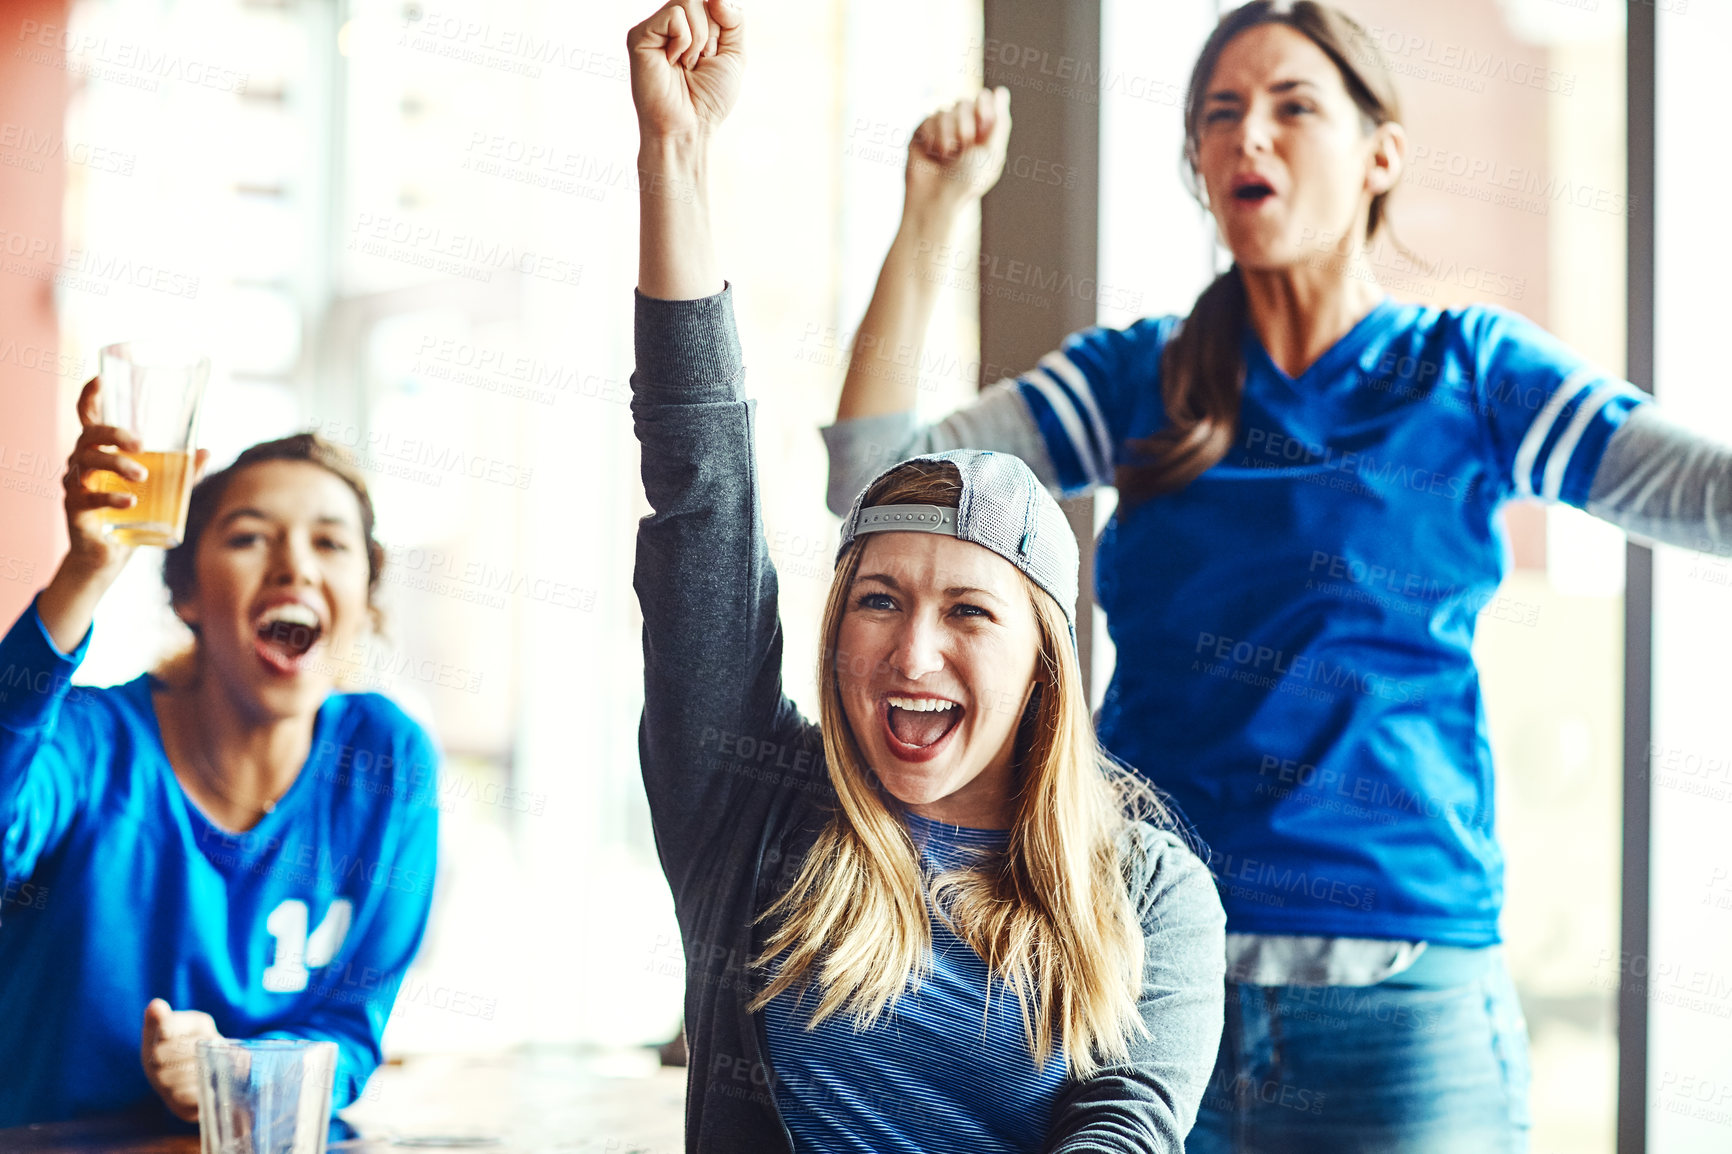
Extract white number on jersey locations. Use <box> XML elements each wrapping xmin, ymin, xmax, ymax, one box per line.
<box><xmin>262</xmin><ymin>898</ymin><xmax>354</xmax><ymax>993</ymax></box>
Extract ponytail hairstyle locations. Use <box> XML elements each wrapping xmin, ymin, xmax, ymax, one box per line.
<box><xmin>1115</xmin><ymin>1</ymin><xmax>1403</xmax><ymax>506</ymax></box>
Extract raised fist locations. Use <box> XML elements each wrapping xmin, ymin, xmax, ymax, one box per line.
<box><xmin>906</xmin><ymin>88</ymin><xmax>1013</xmax><ymax>220</ymax></box>
<box><xmin>628</xmin><ymin>0</ymin><xmax>746</xmax><ymax>141</ymax></box>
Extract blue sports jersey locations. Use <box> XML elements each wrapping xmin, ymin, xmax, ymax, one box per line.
<box><xmin>762</xmin><ymin>813</ymin><xmax>1069</xmax><ymax>1152</ymax></box>
<box><xmin>1013</xmin><ymin>301</ymin><xmax>1648</xmax><ymax>944</ymax></box>
<box><xmin>0</xmin><ymin>598</ymin><xmax>439</xmax><ymax>1126</ymax></box>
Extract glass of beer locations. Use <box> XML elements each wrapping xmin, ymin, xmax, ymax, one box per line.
<box><xmin>90</xmin><ymin>341</ymin><xmax>210</xmax><ymax>547</ymax></box>
<box><xmin>196</xmin><ymin>1038</ymin><xmax>338</xmax><ymax>1154</ymax></box>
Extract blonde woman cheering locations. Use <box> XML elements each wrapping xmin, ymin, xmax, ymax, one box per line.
<box><xmin>824</xmin><ymin>4</ymin><xmax>1732</xmax><ymax>1149</ymax></box>
<box><xmin>626</xmin><ymin>2</ymin><xmax>1225</xmax><ymax>1151</ymax></box>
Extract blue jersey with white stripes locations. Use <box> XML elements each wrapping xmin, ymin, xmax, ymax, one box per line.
<box><xmin>762</xmin><ymin>813</ymin><xmax>1069</xmax><ymax>1152</ymax></box>
<box><xmin>0</xmin><ymin>600</ymin><xmax>439</xmax><ymax>1125</ymax></box>
<box><xmin>1013</xmin><ymin>301</ymin><xmax>1646</xmax><ymax>943</ymax></box>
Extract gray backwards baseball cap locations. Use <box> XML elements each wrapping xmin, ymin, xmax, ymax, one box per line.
<box><xmin>836</xmin><ymin>449</ymin><xmax>1079</xmax><ymax>630</ymax></box>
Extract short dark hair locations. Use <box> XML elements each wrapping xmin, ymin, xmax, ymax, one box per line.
<box><xmin>162</xmin><ymin>434</ymin><xmax>386</xmax><ymax>627</ymax></box>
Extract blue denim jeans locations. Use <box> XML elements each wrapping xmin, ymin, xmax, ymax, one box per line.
<box><xmin>1186</xmin><ymin>950</ymin><xmax>1532</xmax><ymax>1153</ymax></box>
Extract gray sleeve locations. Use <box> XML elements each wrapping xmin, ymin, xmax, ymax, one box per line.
<box><xmin>1041</xmin><ymin>827</ymin><xmax>1227</xmax><ymax>1154</ymax></box>
<box><xmin>631</xmin><ymin>287</ymin><xmax>822</xmax><ymax>902</ymax></box>
<box><xmin>820</xmin><ymin>380</ymin><xmax>1064</xmax><ymax>517</ymax></box>
<box><xmin>1585</xmin><ymin>404</ymin><xmax>1732</xmax><ymax>554</ymax></box>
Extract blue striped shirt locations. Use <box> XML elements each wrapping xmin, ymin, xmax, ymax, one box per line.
<box><xmin>761</xmin><ymin>813</ymin><xmax>1070</xmax><ymax>1152</ymax></box>
<box><xmin>1008</xmin><ymin>301</ymin><xmax>1648</xmax><ymax>943</ymax></box>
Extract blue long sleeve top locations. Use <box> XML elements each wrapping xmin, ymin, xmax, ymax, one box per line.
<box><xmin>0</xmin><ymin>597</ymin><xmax>439</xmax><ymax>1126</ymax></box>
<box><xmin>824</xmin><ymin>302</ymin><xmax>1657</xmax><ymax>947</ymax></box>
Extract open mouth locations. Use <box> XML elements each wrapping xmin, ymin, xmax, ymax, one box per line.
<box><xmin>252</xmin><ymin>604</ymin><xmax>324</xmax><ymax>675</ymax></box>
<box><xmin>1232</xmin><ymin>180</ymin><xmax>1275</xmax><ymax>204</ymax></box>
<box><xmin>883</xmin><ymin>695</ymin><xmax>963</xmax><ymax>759</ymax></box>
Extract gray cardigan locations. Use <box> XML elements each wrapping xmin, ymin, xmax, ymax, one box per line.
<box><xmin>631</xmin><ymin>287</ymin><xmax>1227</xmax><ymax>1154</ymax></box>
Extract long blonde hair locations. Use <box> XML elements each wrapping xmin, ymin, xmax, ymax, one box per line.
<box><xmin>750</xmin><ymin>462</ymin><xmax>1160</xmax><ymax>1076</ymax></box>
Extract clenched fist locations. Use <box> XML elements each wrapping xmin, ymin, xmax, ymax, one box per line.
<box><xmin>905</xmin><ymin>88</ymin><xmax>1013</xmax><ymax>222</ymax></box>
<box><xmin>140</xmin><ymin>998</ymin><xmax>221</xmax><ymax>1122</ymax></box>
<box><xmin>628</xmin><ymin>0</ymin><xmax>746</xmax><ymax>141</ymax></box>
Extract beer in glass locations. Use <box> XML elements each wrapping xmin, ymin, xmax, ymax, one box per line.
<box><xmin>89</xmin><ymin>341</ymin><xmax>210</xmax><ymax>547</ymax></box>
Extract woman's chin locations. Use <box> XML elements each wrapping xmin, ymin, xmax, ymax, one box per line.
<box><xmin>203</xmin><ymin>644</ymin><xmax>334</xmax><ymax>717</ymax></box>
<box><xmin>867</xmin><ymin>758</ymin><xmax>958</xmax><ymax>810</ymax></box>
<box><xmin>1225</xmin><ymin>238</ymin><xmax>1302</xmax><ymax>273</ymax></box>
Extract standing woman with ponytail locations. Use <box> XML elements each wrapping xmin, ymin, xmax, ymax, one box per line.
<box><xmin>628</xmin><ymin>2</ymin><xmax>1225</xmax><ymax>1150</ymax></box>
<box><xmin>826</xmin><ymin>2</ymin><xmax>1732</xmax><ymax>1150</ymax></box>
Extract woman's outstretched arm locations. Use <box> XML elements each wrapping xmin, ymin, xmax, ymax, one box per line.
<box><xmin>833</xmin><ymin>91</ymin><xmax>1012</xmax><ymax>422</ymax></box>
<box><xmin>1586</xmin><ymin>406</ymin><xmax>1732</xmax><ymax>553</ymax></box>
<box><xmin>821</xmin><ymin>93</ymin><xmax>1148</xmax><ymax>517</ymax></box>
<box><xmin>628</xmin><ymin>0</ymin><xmax>821</xmax><ymax>904</ymax></box>
<box><xmin>1472</xmin><ymin>310</ymin><xmax>1732</xmax><ymax>551</ymax></box>
<box><xmin>4</xmin><ymin>377</ymin><xmax>210</xmax><ymax>879</ymax></box>
<box><xmin>631</xmin><ymin>0</ymin><xmax>740</xmax><ymax>300</ymax></box>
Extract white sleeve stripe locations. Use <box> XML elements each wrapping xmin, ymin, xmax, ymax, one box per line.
<box><xmin>1019</xmin><ymin>369</ymin><xmax>1108</xmax><ymax>486</ymax></box>
<box><xmin>1539</xmin><ymin>381</ymin><xmax>1640</xmax><ymax>501</ymax></box>
<box><xmin>1037</xmin><ymin>352</ymin><xmax>1114</xmax><ymax>482</ymax></box>
<box><xmin>1511</xmin><ymin>368</ymin><xmax>1597</xmax><ymax>498</ymax></box>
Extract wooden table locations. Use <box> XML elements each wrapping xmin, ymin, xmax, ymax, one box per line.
<box><xmin>0</xmin><ymin>1050</ymin><xmax>688</xmax><ymax>1153</ymax></box>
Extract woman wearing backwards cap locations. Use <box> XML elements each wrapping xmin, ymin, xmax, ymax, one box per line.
<box><xmin>828</xmin><ymin>2</ymin><xmax>1732</xmax><ymax>1149</ymax></box>
<box><xmin>626</xmin><ymin>2</ymin><xmax>1224</xmax><ymax>1151</ymax></box>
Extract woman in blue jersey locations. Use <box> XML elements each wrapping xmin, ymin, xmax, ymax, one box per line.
<box><xmin>0</xmin><ymin>380</ymin><xmax>438</xmax><ymax>1127</ymax></box>
<box><xmin>628</xmin><ymin>3</ymin><xmax>1224</xmax><ymax>1150</ymax></box>
<box><xmin>825</xmin><ymin>2</ymin><xmax>1732</xmax><ymax>1151</ymax></box>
